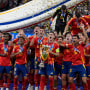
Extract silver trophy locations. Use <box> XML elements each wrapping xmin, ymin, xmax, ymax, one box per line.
<box><xmin>39</xmin><ymin>45</ymin><xmax>49</xmax><ymax>68</ymax></box>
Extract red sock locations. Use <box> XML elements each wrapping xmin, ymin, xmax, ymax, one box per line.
<box><xmin>76</xmin><ymin>77</ymin><xmax>80</xmax><ymax>88</ymax></box>
<box><xmin>6</xmin><ymin>79</ymin><xmax>11</xmax><ymax>88</ymax></box>
<box><xmin>40</xmin><ymin>76</ymin><xmax>45</xmax><ymax>90</ymax></box>
<box><xmin>22</xmin><ymin>78</ymin><xmax>27</xmax><ymax>90</ymax></box>
<box><xmin>11</xmin><ymin>74</ymin><xmax>14</xmax><ymax>81</ymax></box>
<box><xmin>28</xmin><ymin>73</ymin><xmax>34</xmax><ymax>86</ymax></box>
<box><xmin>49</xmin><ymin>77</ymin><xmax>54</xmax><ymax>90</ymax></box>
<box><xmin>62</xmin><ymin>85</ymin><xmax>67</xmax><ymax>90</ymax></box>
<box><xmin>4</xmin><ymin>74</ymin><xmax>7</xmax><ymax>83</ymax></box>
<box><xmin>38</xmin><ymin>74</ymin><xmax>40</xmax><ymax>84</ymax></box>
<box><xmin>83</xmin><ymin>83</ymin><xmax>88</xmax><ymax>90</ymax></box>
<box><xmin>0</xmin><ymin>80</ymin><xmax>3</xmax><ymax>87</ymax></box>
<box><xmin>69</xmin><ymin>83</ymin><xmax>76</xmax><ymax>90</ymax></box>
<box><xmin>45</xmin><ymin>75</ymin><xmax>48</xmax><ymax>86</ymax></box>
<box><xmin>14</xmin><ymin>77</ymin><xmax>18</xmax><ymax>90</ymax></box>
<box><xmin>34</xmin><ymin>74</ymin><xmax>38</xmax><ymax>87</ymax></box>
<box><xmin>87</xmin><ymin>80</ymin><xmax>90</xmax><ymax>89</ymax></box>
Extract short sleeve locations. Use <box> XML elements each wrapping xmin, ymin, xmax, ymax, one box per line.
<box><xmin>67</xmin><ymin>18</ymin><xmax>74</xmax><ymax>25</ymax></box>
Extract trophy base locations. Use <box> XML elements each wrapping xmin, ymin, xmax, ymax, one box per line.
<box><xmin>39</xmin><ymin>62</ymin><xmax>44</xmax><ymax>68</ymax></box>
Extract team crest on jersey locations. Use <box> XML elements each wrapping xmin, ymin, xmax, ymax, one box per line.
<box><xmin>83</xmin><ymin>74</ymin><xmax>86</xmax><ymax>77</ymax></box>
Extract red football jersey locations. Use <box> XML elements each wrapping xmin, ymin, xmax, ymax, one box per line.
<box><xmin>47</xmin><ymin>42</ymin><xmax>59</xmax><ymax>65</ymax></box>
<box><xmin>33</xmin><ymin>37</ymin><xmax>48</xmax><ymax>61</ymax></box>
<box><xmin>63</xmin><ymin>42</ymin><xmax>74</xmax><ymax>62</ymax></box>
<box><xmin>13</xmin><ymin>38</ymin><xmax>27</xmax><ymax>45</ymax></box>
<box><xmin>55</xmin><ymin>46</ymin><xmax>64</xmax><ymax>65</ymax></box>
<box><xmin>67</xmin><ymin>17</ymin><xmax>88</xmax><ymax>35</ymax></box>
<box><xmin>12</xmin><ymin>44</ymin><xmax>28</xmax><ymax>65</ymax></box>
<box><xmin>0</xmin><ymin>38</ymin><xmax>4</xmax><ymax>43</ymax></box>
<box><xmin>84</xmin><ymin>44</ymin><xmax>90</xmax><ymax>66</ymax></box>
<box><xmin>82</xmin><ymin>15</ymin><xmax>90</xmax><ymax>25</ymax></box>
<box><xmin>0</xmin><ymin>43</ymin><xmax>13</xmax><ymax>66</ymax></box>
<box><xmin>72</xmin><ymin>44</ymin><xmax>85</xmax><ymax>65</ymax></box>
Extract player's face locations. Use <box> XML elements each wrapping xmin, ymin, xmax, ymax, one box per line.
<box><xmin>73</xmin><ymin>37</ymin><xmax>79</xmax><ymax>44</ymax></box>
<box><xmin>48</xmin><ymin>33</ymin><xmax>55</xmax><ymax>42</ymax></box>
<box><xmin>63</xmin><ymin>10</ymin><xmax>66</xmax><ymax>13</ymax></box>
<box><xmin>39</xmin><ymin>29</ymin><xmax>44</xmax><ymax>37</ymax></box>
<box><xmin>18</xmin><ymin>38</ymin><xmax>24</xmax><ymax>45</ymax></box>
<box><xmin>78</xmin><ymin>33</ymin><xmax>84</xmax><ymax>41</ymax></box>
<box><xmin>66</xmin><ymin>34</ymin><xmax>72</xmax><ymax>41</ymax></box>
<box><xmin>54</xmin><ymin>31</ymin><xmax>57</xmax><ymax>37</ymax></box>
<box><xmin>3</xmin><ymin>35</ymin><xmax>9</xmax><ymax>42</ymax></box>
<box><xmin>34</xmin><ymin>27</ymin><xmax>40</xmax><ymax>35</ymax></box>
<box><xmin>58</xmin><ymin>38</ymin><xmax>63</xmax><ymax>43</ymax></box>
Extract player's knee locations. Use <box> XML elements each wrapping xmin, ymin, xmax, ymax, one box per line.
<box><xmin>54</xmin><ymin>75</ymin><xmax>58</xmax><ymax>81</ymax></box>
<box><xmin>82</xmin><ymin>79</ymin><xmax>87</xmax><ymax>84</ymax></box>
<box><xmin>68</xmin><ymin>78</ymin><xmax>73</xmax><ymax>84</ymax></box>
<box><xmin>62</xmin><ymin>75</ymin><xmax>66</xmax><ymax>81</ymax></box>
<box><xmin>35</xmin><ymin>69</ymin><xmax>38</xmax><ymax>74</ymax></box>
<box><xmin>7</xmin><ymin>74</ymin><xmax>11</xmax><ymax>80</ymax></box>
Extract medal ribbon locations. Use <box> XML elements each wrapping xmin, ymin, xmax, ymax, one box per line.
<box><xmin>84</xmin><ymin>43</ymin><xmax>90</xmax><ymax>49</ymax></box>
<box><xmin>3</xmin><ymin>43</ymin><xmax>8</xmax><ymax>52</ymax></box>
<box><xmin>76</xmin><ymin>19</ymin><xmax>82</xmax><ymax>26</ymax></box>
<box><xmin>38</xmin><ymin>37</ymin><xmax>44</xmax><ymax>44</ymax></box>
<box><xmin>61</xmin><ymin>10</ymin><xmax>65</xmax><ymax>17</ymax></box>
<box><xmin>19</xmin><ymin>44</ymin><xmax>24</xmax><ymax>52</ymax></box>
<box><xmin>48</xmin><ymin>42</ymin><xmax>54</xmax><ymax>51</ymax></box>
<box><xmin>74</xmin><ymin>46</ymin><xmax>80</xmax><ymax>53</ymax></box>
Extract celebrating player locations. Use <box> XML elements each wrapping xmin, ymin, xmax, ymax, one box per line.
<box><xmin>54</xmin><ymin>36</ymin><xmax>64</xmax><ymax>90</ymax></box>
<box><xmin>10</xmin><ymin>35</ymin><xmax>30</xmax><ymax>90</ymax></box>
<box><xmin>0</xmin><ymin>32</ymin><xmax>13</xmax><ymax>90</ymax></box>
<box><xmin>28</xmin><ymin>26</ymin><xmax>40</xmax><ymax>90</ymax></box>
<box><xmin>63</xmin><ymin>12</ymin><xmax>89</xmax><ymax>35</ymax></box>
<box><xmin>30</xmin><ymin>27</ymin><xmax>48</xmax><ymax>90</ymax></box>
<box><xmin>39</xmin><ymin>31</ymin><xmax>59</xmax><ymax>90</ymax></box>
<box><xmin>51</xmin><ymin>5</ymin><xmax>72</xmax><ymax>35</ymax></box>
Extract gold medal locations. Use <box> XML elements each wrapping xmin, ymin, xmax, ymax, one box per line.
<box><xmin>63</xmin><ymin>18</ymin><xmax>65</xmax><ymax>22</ymax></box>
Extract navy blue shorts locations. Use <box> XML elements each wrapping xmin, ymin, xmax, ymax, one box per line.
<box><xmin>0</xmin><ymin>66</ymin><xmax>12</xmax><ymax>74</ymax></box>
<box><xmin>38</xmin><ymin>63</ymin><xmax>55</xmax><ymax>76</ymax></box>
<box><xmin>34</xmin><ymin>57</ymin><xmax>40</xmax><ymax>69</ymax></box>
<box><xmin>54</xmin><ymin>63</ymin><xmax>62</xmax><ymax>76</ymax></box>
<box><xmin>69</xmin><ymin>64</ymin><xmax>87</xmax><ymax>77</ymax></box>
<box><xmin>30</xmin><ymin>57</ymin><xmax>35</xmax><ymax>70</ymax></box>
<box><xmin>62</xmin><ymin>61</ymin><xmax>72</xmax><ymax>74</ymax></box>
<box><xmin>14</xmin><ymin>64</ymin><xmax>28</xmax><ymax>77</ymax></box>
<box><xmin>38</xmin><ymin>63</ymin><xmax>47</xmax><ymax>75</ymax></box>
<box><xmin>86</xmin><ymin>66</ymin><xmax>90</xmax><ymax>77</ymax></box>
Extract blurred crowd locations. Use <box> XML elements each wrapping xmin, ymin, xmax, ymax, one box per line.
<box><xmin>0</xmin><ymin>0</ymin><xmax>32</xmax><ymax>12</ymax></box>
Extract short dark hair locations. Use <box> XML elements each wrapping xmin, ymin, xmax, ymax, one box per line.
<box><xmin>65</xmin><ymin>32</ymin><xmax>72</xmax><ymax>37</ymax></box>
<box><xmin>61</xmin><ymin>5</ymin><xmax>66</xmax><ymax>10</ymax></box>
<box><xmin>57</xmin><ymin>36</ymin><xmax>63</xmax><ymax>40</ymax></box>
<box><xmin>75</xmin><ymin>12</ymin><xmax>81</xmax><ymax>18</ymax></box>
<box><xmin>78</xmin><ymin>32</ymin><xmax>84</xmax><ymax>36</ymax></box>
<box><xmin>3</xmin><ymin>32</ymin><xmax>12</xmax><ymax>41</ymax></box>
<box><xmin>49</xmin><ymin>31</ymin><xmax>55</xmax><ymax>35</ymax></box>
<box><xmin>18</xmin><ymin>36</ymin><xmax>25</xmax><ymax>40</ymax></box>
<box><xmin>73</xmin><ymin>35</ymin><xmax>80</xmax><ymax>39</ymax></box>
